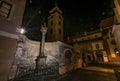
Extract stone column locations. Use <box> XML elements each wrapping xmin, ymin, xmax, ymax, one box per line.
<box><xmin>40</xmin><ymin>25</ymin><xmax>47</xmax><ymax>56</ymax></box>
<box><xmin>36</xmin><ymin>24</ymin><xmax>48</xmax><ymax>69</ymax></box>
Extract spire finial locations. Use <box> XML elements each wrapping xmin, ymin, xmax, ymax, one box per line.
<box><xmin>55</xmin><ymin>0</ymin><xmax>58</xmax><ymax>7</ymax></box>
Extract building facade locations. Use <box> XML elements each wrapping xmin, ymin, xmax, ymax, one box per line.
<box><xmin>66</xmin><ymin>16</ymin><xmax>119</xmax><ymax>64</ymax></box>
<box><xmin>65</xmin><ymin>0</ymin><xmax>120</xmax><ymax>64</ymax></box>
<box><xmin>112</xmin><ymin>0</ymin><xmax>120</xmax><ymax>55</ymax></box>
<box><xmin>0</xmin><ymin>0</ymin><xmax>26</xmax><ymax>81</ymax></box>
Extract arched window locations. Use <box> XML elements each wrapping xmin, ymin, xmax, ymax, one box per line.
<box><xmin>51</xmin><ymin>20</ymin><xmax>53</xmax><ymax>26</ymax></box>
<box><xmin>50</xmin><ymin>29</ymin><xmax>53</xmax><ymax>34</ymax></box>
<box><xmin>59</xmin><ymin>29</ymin><xmax>61</xmax><ymax>34</ymax></box>
<box><xmin>59</xmin><ymin>21</ymin><xmax>61</xmax><ymax>26</ymax></box>
<box><xmin>59</xmin><ymin>15</ymin><xmax>61</xmax><ymax>19</ymax></box>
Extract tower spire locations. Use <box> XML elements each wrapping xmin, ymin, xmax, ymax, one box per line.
<box><xmin>55</xmin><ymin>0</ymin><xmax>58</xmax><ymax>7</ymax></box>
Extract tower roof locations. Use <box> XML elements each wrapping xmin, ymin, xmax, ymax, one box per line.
<box><xmin>55</xmin><ymin>0</ymin><xmax>58</xmax><ymax>7</ymax></box>
<box><xmin>49</xmin><ymin>1</ymin><xmax>62</xmax><ymax>14</ymax></box>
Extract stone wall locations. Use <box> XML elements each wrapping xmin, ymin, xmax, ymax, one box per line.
<box><xmin>9</xmin><ymin>36</ymin><xmax>82</xmax><ymax>80</ymax></box>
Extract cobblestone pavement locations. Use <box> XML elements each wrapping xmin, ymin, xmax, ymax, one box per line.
<box><xmin>57</xmin><ymin>68</ymin><xmax>117</xmax><ymax>81</ymax></box>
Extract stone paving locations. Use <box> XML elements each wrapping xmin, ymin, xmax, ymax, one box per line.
<box><xmin>57</xmin><ymin>62</ymin><xmax>120</xmax><ymax>81</ymax></box>
<box><xmin>82</xmin><ymin>66</ymin><xmax>114</xmax><ymax>73</ymax></box>
<box><xmin>57</xmin><ymin>68</ymin><xmax>117</xmax><ymax>81</ymax></box>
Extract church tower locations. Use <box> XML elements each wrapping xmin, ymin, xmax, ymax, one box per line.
<box><xmin>47</xmin><ymin>2</ymin><xmax>64</xmax><ymax>42</ymax></box>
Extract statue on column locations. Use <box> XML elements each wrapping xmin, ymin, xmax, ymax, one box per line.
<box><xmin>36</xmin><ymin>23</ymin><xmax>48</xmax><ymax>69</ymax></box>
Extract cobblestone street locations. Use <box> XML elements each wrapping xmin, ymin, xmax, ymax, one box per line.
<box><xmin>58</xmin><ymin>68</ymin><xmax>117</xmax><ymax>81</ymax></box>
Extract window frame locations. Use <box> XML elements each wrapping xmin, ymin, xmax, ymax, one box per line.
<box><xmin>0</xmin><ymin>0</ymin><xmax>12</xmax><ymax>18</ymax></box>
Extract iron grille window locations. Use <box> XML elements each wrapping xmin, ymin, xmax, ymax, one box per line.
<box><xmin>0</xmin><ymin>0</ymin><xmax>12</xmax><ymax>18</ymax></box>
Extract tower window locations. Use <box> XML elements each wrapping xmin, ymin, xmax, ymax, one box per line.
<box><xmin>59</xmin><ymin>15</ymin><xmax>61</xmax><ymax>19</ymax></box>
<box><xmin>59</xmin><ymin>29</ymin><xmax>61</xmax><ymax>34</ymax></box>
<box><xmin>51</xmin><ymin>20</ymin><xmax>53</xmax><ymax>26</ymax></box>
<box><xmin>50</xmin><ymin>29</ymin><xmax>53</xmax><ymax>34</ymax></box>
<box><xmin>51</xmin><ymin>15</ymin><xmax>53</xmax><ymax>19</ymax></box>
<box><xmin>0</xmin><ymin>0</ymin><xmax>12</xmax><ymax>18</ymax></box>
<box><xmin>59</xmin><ymin>21</ymin><xmax>61</xmax><ymax>26</ymax></box>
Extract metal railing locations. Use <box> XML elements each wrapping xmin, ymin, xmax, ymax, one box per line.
<box><xmin>12</xmin><ymin>63</ymin><xmax>59</xmax><ymax>81</ymax></box>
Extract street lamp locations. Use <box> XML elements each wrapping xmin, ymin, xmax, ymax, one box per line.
<box><xmin>16</xmin><ymin>27</ymin><xmax>26</xmax><ymax>35</ymax></box>
<box><xmin>20</xmin><ymin>28</ymin><xmax>25</xmax><ymax>34</ymax></box>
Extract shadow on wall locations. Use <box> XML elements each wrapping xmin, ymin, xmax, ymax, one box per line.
<box><xmin>0</xmin><ymin>36</ymin><xmax>17</xmax><ymax>81</ymax></box>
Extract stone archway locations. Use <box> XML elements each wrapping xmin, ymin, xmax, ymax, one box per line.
<box><xmin>64</xmin><ymin>49</ymin><xmax>73</xmax><ymax>66</ymax></box>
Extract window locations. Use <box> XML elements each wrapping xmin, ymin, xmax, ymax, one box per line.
<box><xmin>59</xmin><ymin>21</ymin><xmax>61</xmax><ymax>26</ymax></box>
<box><xmin>95</xmin><ymin>44</ymin><xmax>100</xmax><ymax>49</ymax></box>
<box><xmin>50</xmin><ymin>29</ymin><xmax>53</xmax><ymax>34</ymax></box>
<box><xmin>51</xmin><ymin>20</ymin><xmax>53</xmax><ymax>26</ymax></box>
<box><xmin>88</xmin><ymin>37</ymin><xmax>90</xmax><ymax>39</ymax></box>
<box><xmin>59</xmin><ymin>15</ymin><xmax>61</xmax><ymax>19</ymax></box>
<box><xmin>59</xmin><ymin>29</ymin><xmax>61</xmax><ymax>34</ymax></box>
<box><xmin>0</xmin><ymin>1</ymin><xmax>12</xmax><ymax>18</ymax></box>
<box><xmin>51</xmin><ymin>15</ymin><xmax>53</xmax><ymax>19</ymax></box>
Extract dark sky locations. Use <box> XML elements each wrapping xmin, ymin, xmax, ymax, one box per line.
<box><xmin>22</xmin><ymin>0</ymin><xmax>114</xmax><ymax>41</ymax></box>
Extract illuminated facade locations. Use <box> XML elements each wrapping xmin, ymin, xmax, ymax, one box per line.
<box><xmin>0</xmin><ymin>0</ymin><xmax>26</xmax><ymax>81</ymax></box>
<box><xmin>113</xmin><ymin>0</ymin><xmax>120</xmax><ymax>23</ymax></box>
<box><xmin>65</xmin><ymin>0</ymin><xmax>120</xmax><ymax>63</ymax></box>
<box><xmin>66</xmin><ymin>17</ymin><xmax>119</xmax><ymax>63</ymax></box>
<box><xmin>112</xmin><ymin>0</ymin><xmax>120</xmax><ymax>55</ymax></box>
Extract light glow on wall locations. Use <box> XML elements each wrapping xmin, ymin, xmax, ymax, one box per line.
<box><xmin>111</xmin><ymin>54</ymin><xmax>116</xmax><ymax>57</ymax></box>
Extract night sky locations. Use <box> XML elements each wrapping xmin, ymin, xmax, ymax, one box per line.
<box><xmin>22</xmin><ymin>0</ymin><xmax>114</xmax><ymax>41</ymax></box>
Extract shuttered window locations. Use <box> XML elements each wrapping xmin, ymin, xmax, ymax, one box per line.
<box><xmin>0</xmin><ymin>0</ymin><xmax>12</xmax><ymax>18</ymax></box>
